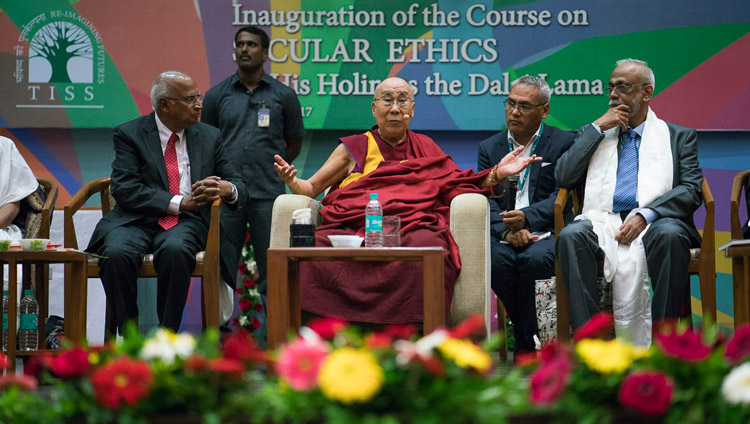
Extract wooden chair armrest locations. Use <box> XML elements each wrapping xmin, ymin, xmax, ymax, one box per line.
<box><xmin>700</xmin><ymin>178</ymin><xmax>715</xmax><ymax>260</ymax></box>
<box><xmin>554</xmin><ymin>188</ymin><xmax>570</xmax><ymax>238</ymax></box>
<box><xmin>64</xmin><ymin>177</ymin><xmax>111</xmax><ymax>249</ymax></box>
<box><xmin>730</xmin><ymin>170</ymin><xmax>750</xmax><ymax>239</ymax></box>
<box><xmin>36</xmin><ymin>177</ymin><xmax>59</xmax><ymax>239</ymax></box>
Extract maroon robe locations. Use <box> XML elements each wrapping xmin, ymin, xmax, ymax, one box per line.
<box><xmin>300</xmin><ymin>127</ymin><xmax>492</xmax><ymax>323</ymax></box>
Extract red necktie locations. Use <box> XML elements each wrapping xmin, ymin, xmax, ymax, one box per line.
<box><xmin>158</xmin><ymin>132</ymin><xmax>180</xmax><ymax>230</ymax></box>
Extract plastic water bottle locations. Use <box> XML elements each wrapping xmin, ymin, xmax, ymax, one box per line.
<box><xmin>365</xmin><ymin>193</ymin><xmax>383</xmax><ymax>247</ymax></box>
<box><xmin>19</xmin><ymin>289</ymin><xmax>38</xmax><ymax>351</ymax></box>
<box><xmin>2</xmin><ymin>290</ymin><xmax>8</xmax><ymax>351</ymax></box>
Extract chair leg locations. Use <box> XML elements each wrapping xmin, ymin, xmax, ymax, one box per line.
<box><xmin>496</xmin><ymin>297</ymin><xmax>507</xmax><ymax>361</ymax></box>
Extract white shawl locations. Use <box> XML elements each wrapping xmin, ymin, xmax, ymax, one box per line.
<box><xmin>0</xmin><ymin>136</ymin><xmax>38</xmax><ymax>241</ymax></box>
<box><xmin>576</xmin><ymin>108</ymin><xmax>672</xmax><ymax>346</ymax></box>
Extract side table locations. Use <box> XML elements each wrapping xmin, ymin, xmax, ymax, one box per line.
<box><xmin>267</xmin><ymin>247</ymin><xmax>445</xmax><ymax>350</ymax></box>
<box><xmin>0</xmin><ymin>249</ymin><xmax>88</xmax><ymax>370</ymax></box>
<box><xmin>726</xmin><ymin>244</ymin><xmax>750</xmax><ymax>328</ymax></box>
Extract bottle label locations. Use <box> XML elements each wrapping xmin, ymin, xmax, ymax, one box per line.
<box><xmin>20</xmin><ymin>313</ymin><xmax>37</xmax><ymax>330</ymax></box>
<box><xmin>2</xmin><ymin>314</ymin><xmax>6</xmax><ymax>331</ymax></box>
<box><xmin>366</xmin><ymin>215</ymin><xmax>382</xmax><ymax>232</ymax></box>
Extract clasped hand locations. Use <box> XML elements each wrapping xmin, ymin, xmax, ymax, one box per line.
<box><xmin>180</xmin><ymin>176</ymin><xmax>228</xmax><ymax>211</ymax></box>
<box><xmin>615</xmin><ymin>214</ymin><xmax>647</xmax><ymax>245</ymax></box>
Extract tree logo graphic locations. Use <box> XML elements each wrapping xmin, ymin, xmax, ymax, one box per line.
<box><xmin>28</xmin><ymin>21</ymin><xmax>93</xmax><ymax>84</ymax></box>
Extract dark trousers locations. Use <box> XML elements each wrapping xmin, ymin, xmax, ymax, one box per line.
<box><xmin>221</xmin><ymin>198</ymin><xmax>274</xmax><ymax>294</ymax></box>
<box><xmin>97</xmin><ymin>217</ymin><xmax>206</xmax><ymax>332</ymax></box>
<box><xmin>555</xmin><ymin>217</ymin><xmax>699</xmax><ymax>330</ymax></box>
<box><xmin>491</xmin><ymin>234</ymin><xmax>556</xmax><ymax>351</ymax></box>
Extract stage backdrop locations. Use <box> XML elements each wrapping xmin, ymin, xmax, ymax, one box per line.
<box><xmin>1</xmin><ymin>0</ymin><xmax>749</xmax><ymax>131</ymax></box>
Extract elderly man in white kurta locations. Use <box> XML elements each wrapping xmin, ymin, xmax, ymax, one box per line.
<box><xmin>554</xmin><ymin>59</ymin><xmax>702</xmax><ymax>346</ymax></box>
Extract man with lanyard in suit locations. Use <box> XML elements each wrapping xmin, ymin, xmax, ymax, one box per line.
<box><xmin>555</xmin><ymin>59</ymin><xmax>702</xmax><ymax>346</ymax></box>
<box><xmin>478</xmin><ymin>75</ymin><xmax>574</xmax><ymax>356</ymax></box>
<box><xmin>87</xmin><ymin>71</ymin><xmax>246</xmax><ymax>333</ymax></box>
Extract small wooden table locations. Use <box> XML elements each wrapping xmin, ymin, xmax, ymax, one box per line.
<box><xmin>726</xmin><ymin>244</ymin><xmax>750</xmax><ymax>328</ymax></box>
<box><xmin>0</xmin><ymin>249</ymin><xmax>88</xmax><ymax>370</ymax></box>
<box><xmin>267</xmin><ymin>247</ymin><xmax>445</xmax><ymax>350</ymax></box>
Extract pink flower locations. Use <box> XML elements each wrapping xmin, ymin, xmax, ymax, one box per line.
<box><xmin>725</xmin><ymin>324</ymin><xmax>750</xmax><ymax>363</ymax></box>
<box><xmin>448</xmin><ymin>314</ymin><xmax>485</xmax><ymax>339</ymax></box>
<box><xmin>655</xmin><ymin>327</ymin><xmax>712</xmax><ymax>362</ymax></box>
<box><xmin>49</xmin><ymin>347</ymin><xmax>90</xmax><ymax>379</ymax></box>
<box><xmin>573</xmin><ymin>312</ymin><xmax>614</xmax><ymax>341</ymax></box>
<box><xmin>539</xmin><ymin>341</ymin><xmax>570</xmax><ymax>363</ymax></box>
<box><xmin>239</xmin><ymin>298</ymin><xmax>253</xmax><ymax>311</ymax></box>
<box><xmin>618</xmin><ymin>371</ymin><xmax>673</xmax><ymax>416</ymax></box>
<box><xmin>0</xmin><ymin>373</ymin><xmax>38</xmax><ymax>392</ymax></box>
<box><xmin>529</xmin><ymin>358</ymin><xmax>571</xmax><ymax>404</ymax></box>
<box><xmin>0</xmin><ymin>353</ymin><xmax>7</xmax><ymax>371</ymax></box>
<box><xmin>306</xmin><ymin>317</ymin><xmax>347</xmax><ymax>339</ymax></box>
<box><xmin>276</xmin><ymin>338</ymin><xmax>329</xmax><ymax>391</ymax></box>
<box><xmin>384</xmin><ymin>324</ymin><xmax>417</xmax><ymax>340</ymax></box>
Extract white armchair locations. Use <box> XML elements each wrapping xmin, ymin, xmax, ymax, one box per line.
<box><xmin>269</xmin><ymin>192</ymin><xmax>491</xmax><ymax>338</ymax></box>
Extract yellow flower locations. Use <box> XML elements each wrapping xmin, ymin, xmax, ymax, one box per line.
<box><xmin>438</xmin><ymin>338</ymin><xmax>492</xmax><ymax>374</ymax></box>
<box><xmin>575</xmin><ymin>339</ymin><xmax>634</xmax><ymax>374</ymax></box>
<box><xmin>317</xmin><ymin>347</ymin><xmax>384</xmax><ymax>404</ymax></box>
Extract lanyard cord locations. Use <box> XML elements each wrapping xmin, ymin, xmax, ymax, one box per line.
<box><xmin>506</xmin><ymin>122</ymin><xmax>543</xmax><ymax>193</ymax></box>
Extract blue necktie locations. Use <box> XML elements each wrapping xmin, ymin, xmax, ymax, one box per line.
<box><xmin>612</xmin><ymin>129</ymin><xmax>639</xmax><ymax>212</ymax></box>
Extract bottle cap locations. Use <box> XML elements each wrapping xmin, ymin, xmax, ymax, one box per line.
<box><xmin>24</xmin><ymin>289</ymin><xmax>33</xmax><ymax>295</ymax></box>
<box><xmin>370</xmin><ymin>193</ymin><xmax>378</xmax><ymax>199</ymax></box>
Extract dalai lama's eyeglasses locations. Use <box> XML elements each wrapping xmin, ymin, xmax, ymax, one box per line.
<box><xmin>375</xmin><ymin>96</ymin><xmax>413</xmax><ymax>108</ymax></box>
<box><xmin>166</xmin><ymin>94</ymin><xmax>204</xmax><ymax>105</ymax></box>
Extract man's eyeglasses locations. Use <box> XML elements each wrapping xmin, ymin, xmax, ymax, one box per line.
<box><xmin>375</xmin><ymin>97</ymin><xmax>413</xmax><ymax>108</ymax></box>
<box><xmin>503</xmin><ymin>99</ymin><xmax>546</xmax><ymax>114</ymax></box>
<box><xmin>606</xmin><ymin>83</ymin><xmax>648</xmax><ymax>95</ymax></box>
<box><xmin>165</xmin><ymin>94</ymin><xmax>204</xmax><ymax>105</ymax></box>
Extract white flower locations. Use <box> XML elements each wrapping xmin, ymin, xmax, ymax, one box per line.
<box><xmin>238</xmin><ymin>315</ymin><xmax>250</xmax><ymax>327</ymax></box>
<box><xmin>140</xmin><ymin>328</ymin><xmax>196</xmax><ymax>364</ymax></box>
<box><xmin>393</xmin><ymin>329</ymin><xmax>448</xmax><ymax>366</ymax></box>
<box><xmin>722</xmin><ymin>363</ymin><xmax>750</xmax><ymax>405</ymax></box>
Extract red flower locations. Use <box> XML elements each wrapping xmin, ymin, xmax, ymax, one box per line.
<box><xmin>90</xmin><ymin>357</ymin><xmax>153</xmax><ymax>410</ymax></box>
<box><xmin>251</xmin><ymin>317</ymin><xmax>261</xmax><ymax>329</ymax></box>
<box><xmin>529</xmin><ymin>358</ymin><xmax>571</xmax><ymax>404</ymax></box>
<box><xmin>23</xmin><ymin>354</ymin><xmax>49</xmax><ymax>379</ymax></box>
<box><xmin>725</xmin><ymin>324</ymin><xmax>750</xmax><ymax>363</ymax></box>
<box><xmin>235</xmin><ymin>288</ymin><xmax>243</xmax><ymax>296</ymax></box>
<box><xmin>238</xmin><ymin>263</ymin><xmax>248</xmax><ymax>274</ymax></box>
<box><xmin>539</xmin><ymin>341</ymin><xmax>570</xmax><ymax>363</ymax></box>
<box><xmin>618</xmin><ymin>371</ymin><xmax>673</xmax><ymax>416</ymax></box>
<box><xmin>222</xmin><ymin>331</ymin><xmax>265</xmax><ymax>363</ymax></box>
<box><xmin>384</xmin><ymin>323</ymin><xmax>417</xmax><ymax>340</ymax></box>
<box><xmin>414</xmin><ymin>355</ymin><xmax>445</xmax><ymax>377</ymax></box>
<box><xmin>243</xmin><ymin>278</ymin><xmax>255</xmax><ymax>289</ymax></box>
<box><xmin>244</xmin><ymin>232</ymin><xmax>251</xmax><ymax>243</ymax></box>
<box><xmin>255</xmin><ymin>303</ymin><xmax>264</xmax><ymax>312</ymax></box>
<box><xmin>306</xmin><ymin>317</ymin><xmax>347</xmax><ymax>339</ymax></box>
<box><xmin>49</xmin><ymin>347</ymin><xmax>90</xmax><ymax>379</ymax></box>
<box><xmin>232</xmin><ymin>317</ymin><xmax>240</xmax><ymax>326</ymax></box>
<box><xmin>184</xmin><ymin>355</ymin><xmax>209</xmax><ymax>373</ymax></box>
<box><xmin>0</xmin><ymin>373</ymin><xmax>38</xmax><ymax>392</ymax></box>
<box><xmin>239</xmin><ymin>298</ymin><xmax>253</xmax><ymax>311</ymax></box>
<box><xmin>448</xmin><ymin>314</ymin><xmax>485</xmax><ymax>339</ymax></box>
<box><xmin>0</xmin><ymin>353</ymin><xmax>7</xmax><ymax>371</ymax></box>
<box><xmin>573</xmin><ymin>312</ymin><xmax>614</xmax><ymax>341</ymax></box>
<box><xmin>655</xmin><ymin>327</ymin><xmax>712</xmax><ymax>362</ymax></box>
<box><xmin>207</xmin><ymin>358</ymin><xmax>245</xmax><ymax>379</ymax></box>
<box><xmin>365</xmin><ymin>332</ymin><xmax>393</xmax><ymax>349</ymax></box>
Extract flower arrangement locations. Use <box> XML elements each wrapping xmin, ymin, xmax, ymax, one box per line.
<box><xmin>235</xmin><ymin>315</ymin><xmax>528</xmax><ymax>424</ymax></box>
<box><xmin>235</xmin><ymin>230</ymin><xmax>264</xmax><ymax>338</ymax></box>
<box><xmin>0</xmin><ymin>325</ymin><xmax>264</xmax><ymax>424</ymax></box>
<box><xmin>524</xmin><ymin>312</ymin><xmax>750</xmax><ymax>424</ymax></box>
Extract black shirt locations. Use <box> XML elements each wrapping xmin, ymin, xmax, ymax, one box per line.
<box><xmin>202</xmin><ymin>73</ymin><xmax>305</xmax><ymax>199</ymax></box>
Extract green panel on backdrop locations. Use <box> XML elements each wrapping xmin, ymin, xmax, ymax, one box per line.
<box><xmin>513</xmin><ymin>24</ymin><xmax>750</xmax><ymax>129</ymax></box>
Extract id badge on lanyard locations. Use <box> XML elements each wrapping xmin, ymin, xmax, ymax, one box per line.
<box><xmin>258</xmin><ymin>101</ymin><xmax>270</xmax><ymax>128</ymax></box>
